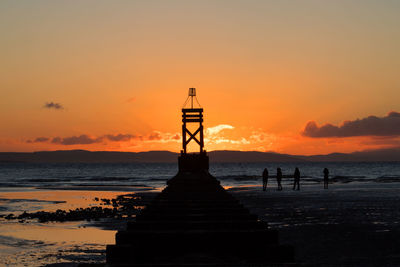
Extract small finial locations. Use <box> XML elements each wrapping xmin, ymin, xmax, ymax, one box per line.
<box><xmin>189</xmin><ymin>88</ymin><xmax>196</xmax><ymax>96</ymax></box>
<box><xmin>183</xmin><ymin>87</ymin><xmax>201</xmax><ymax>109</ymax></box>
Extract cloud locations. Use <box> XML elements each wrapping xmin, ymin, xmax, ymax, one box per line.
<box><xmin>51</xmin><ymin>135</ymin><xmax>102</xmax><ymax>145</ymax></box>
<box><xmin>148</xmin><ymin>131</ymin><xmax>162</xmax><ymax>140</ymax></box>
<box><xmin>172</xmin><ymin>133</ymin><xmax>180</xmax><ymax>140</ymax></box>
<box><xmin>206</xmin><ymin>124</ymin><xmax>234</xmax><ymax>135</ymax></box>
<box><xmin>145</xmin><ymin>131</ymin><xmax>181</xmax><ymax>143</ymax></box>
<box><xmin>302</xmin><ymin>111</ymin><xmax>400</xmax><ymax>138</ymax></box>
<box><xmin>204</xmin><ymin>124</ymin><xmax>256</xmax><ymax>147</ymax></box>
<box><xmin>214</xmin><ymin>137</ymin><xmax>251</xmax><ymax>145</ymax></box>
<box><xmin>43</xmin><ymin>102</ymin><xmax>64</xmax><ymax>110</ymax></box>
<box><xmin>104</xmin><ymin>134</ymin><xmax>137</xmax><ymax>142</ymax></box>
<box><xmin>27</xmin><ymin>131</ymin><xmax>182</xmax><ymax>146</ymax></box>
<box><xmin>26</xmin><ymin>137</ymin><xmax>50</xmax><ymax>143</ymax></box>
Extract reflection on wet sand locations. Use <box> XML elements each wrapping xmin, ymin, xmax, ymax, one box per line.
<box><xmin>0</xmin><ymin>190</ymin><xmax>137</xmax><ymax>266</ymax></box>
<box><xmin>0</xmin><ymin>190</ymin><xmax>135</xmax><ymax>213</ymax></box>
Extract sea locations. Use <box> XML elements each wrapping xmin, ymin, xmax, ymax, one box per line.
<box><xmin>0</xmin><ymin>161</ymin><xmax>399</xmax><ymax>191</ymax></box>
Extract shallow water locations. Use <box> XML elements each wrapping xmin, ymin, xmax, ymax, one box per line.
<box><xmin>0</xmin><ymin>190</ymin><xmax>133</xmax><ymax>266</ymax></box>
<box><xmin>0</xmin><ymin>162</ymin><xmax>399</xmax><ymax>191</ymax></box>
<box><xmin>0</xmin><ymin>220</ymin><xmax>112</xmax><ymax>266</ymax></box>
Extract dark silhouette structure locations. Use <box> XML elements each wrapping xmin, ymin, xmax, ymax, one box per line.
<box><xmin>277</xmin><ymin>167</ymin><xmax>283</xmax><ymax>191</ymax></box>
<box><xmin>181</xmin><ymin>89</ymin><xmax>204</xmax><ymax>154</ymax></box>
<box><xmin>262</xmin><ymin>168</ymin><xmax>269</xmax><ymax>191</ymax></box>
<box><xmin>106</xmin><ymin>89</ymin><xmax>295</xmax><ymax>265</ymax></box>
<box><xmin>178</xmin><ymin>88</ymin><xmax>208</xmax><ymax>171</ymax></box>
<box><xmin>293</xmin><ymin>167</ymin><xmax>300</xmax><ymax>190</ymax></box>
<box><xmin>324</xmin><ymin>168</ymin><xmax>329</xmax><ymax>189</ymax></box>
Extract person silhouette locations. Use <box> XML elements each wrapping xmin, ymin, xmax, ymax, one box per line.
<box><xmin>293</xmin><ymin>167</ymin><xmax>300</xmax><ymax>190</ymax></box>
<box><xmin>277</xmin><ymin>167</ymin><xmax>283</xmax><ymax>191</ymax></box>
<box><xmin>262</xmin><ymin>168</ymin><xmax>268</xmax><ymax>191</ymax></box>
<box><xmin>323</xmin><ymin>168</ymin><xmax>329</xmax><ymax>189</ymax></box>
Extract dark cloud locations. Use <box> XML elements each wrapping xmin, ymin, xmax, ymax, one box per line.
<box><xmin>28</xmin><ymin>131</ymin><xmax>178</xmax><ymax>146</ymax></box>
<box><xmin>51</xmin><ymin>135</ymin><xmax>102</xmax><ymax>145</ymax></box>
<box><xmin>302</xmin><ymin>111</ymin><xmax>400</xmax><ymax>138</ymax></box>
<box><xmin>27</xmin><ymin>137</ymin><xmax>50</xmax><ymax>143</ymax></box>
<box><xmin>104</xmin><ymin>134</ymin><xmax>136</xmax><ymax>142</ymax></box>
<box><xmin>34</xmin><ymin>137</ymin><xmax>49</xmax><ymax>142</ymax></box>
<box><xmin>44</xmin><ymin>102</ymin><xmax>64</xmax><ymax>110</ymax></box>
<box><xmin>148</xmin><ymin>132</ymin><xmax>162</xmax><ymax>140</ymax></box>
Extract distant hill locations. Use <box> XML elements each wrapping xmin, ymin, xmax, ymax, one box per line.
<box><xmin>208</xmin><ymin>150</ymin><xmax>304</xmax><ymax>162</ymax></box>
<box><xmin>0</xmin><ymin>148</ymin><xmax>399</xmax><ymax>163</ymax></box>
<box><xmin>0</xmin><ymin>150</ymin><xmax>178</xmax><ymax>163</ymax></box>
<box><xmin>299</xmin><ymin>148</ymin><xmax>400</xmax><ymax>162</ymax></box>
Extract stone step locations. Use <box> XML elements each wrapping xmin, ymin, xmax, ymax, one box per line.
<box><xmin>145</xmin><ymin>202</ymin><xmax>245</xmax><ymax>209</ymax></box>
<box><xmin>158</xmin><ymin>189</ymin><xmax>233</xmax><ymax>195</ymax></box>
<box><xmin>115</xmin><ymin>228</ymin><xmax>279</xmax><ymax>246</ymax></box>
<box><xmin>106</xmin><ymin>243</ymin><xmax>294</xmax><ymax>264</ymax></box>
<box><xmin>127</xmin><ymin>220</ymin><xmax>268</xmax><ymax>231</ymax></box>
<box><xmin>141</xmin><ymin>207</ymin><xmax>250</xmax><ymax>215</ymax></box>
<box><xmin>104</xmin><ymin>263</ymin><xmax>301</xmax><ymax>267</ymax></box>
<box><xmin>164</xmin><ymin>184</ymin><xmax>224</xmax><ymax>190</ymax></box>
<box><xmin>152</xmin><ymin>196</ymin><xmax>238</xmax><ymax>202</ymax></box>
<box><xmin>146</xmin><ymin>201</ymin><xmax>242</xmax><ymax>209</ymax></box>
<box><xmin>135</xmin><ymin>212</ymin><xmax>258</xmax><ymax>222</ymax></box>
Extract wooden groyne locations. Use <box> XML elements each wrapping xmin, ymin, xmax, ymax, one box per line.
<box><xmin>106</xmin><ymin>162</ymin><xmax>295</xmax><ymax>266</ymax></box>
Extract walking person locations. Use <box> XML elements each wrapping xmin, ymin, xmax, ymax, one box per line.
<box><xmin>277</xmin><ymin>167</ymin><xmax>283</xmax><ymax>191</ymax></box>
<box><xmin>323</xmin><ymin>168</ymin><xmax>329</xmax><ymax>189</ymax></box>
<box><xmin>293</xmin><ymin>167</ymin><xmax>300</xmax><ymax>190</ymax></box>
<box><xmin>262</xmin><ymin>168</ymin><xmax>268</xmax><ymax>191</ymax></box>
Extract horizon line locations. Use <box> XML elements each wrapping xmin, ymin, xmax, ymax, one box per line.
<box><xmin>1</xmin><ymin>147</ymin><xmax>399</xmax><ymax>157</ymax></box>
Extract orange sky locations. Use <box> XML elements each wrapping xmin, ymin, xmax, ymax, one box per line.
<box><xmin>1</xmin><ymin>1</ymin><xmax>400</xmax><ymax>155</ymax></box>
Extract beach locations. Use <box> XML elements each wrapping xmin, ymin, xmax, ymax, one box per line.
<box><xmin>230</xmin><ymin>182</ymin><xmax>400</xmax><ymax>266</ymax></box>
<box><xmin>1</xmin><ymin>162</ymin><xmax>400</xmax><ymax>266</ymax></box>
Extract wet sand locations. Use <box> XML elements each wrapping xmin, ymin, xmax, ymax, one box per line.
<box><xmin>1</xmin><ymin>182</ymin><xmax>400</xmax><ymax>266</ymax></box>
<box><xmin>229</xmin><ymin>182</ymin><xmax>400</xmax><ymax>266</ymax></box>
<box><xmin>0</xmin><ymin>189</ymin><xmax>155</xmax><ymax>266</ymax></box>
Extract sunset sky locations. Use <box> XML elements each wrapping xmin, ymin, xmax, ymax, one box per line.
<box><xmin>1</xmin><ymin>1</ymin><xmax>400</xmax><ymax>155</ymax></box>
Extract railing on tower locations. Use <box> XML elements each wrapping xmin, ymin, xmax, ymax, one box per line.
<box><xmin>181</xmin><ymin>88</ymin><xmax>204</xmax><ymax>154</ymax></box>
<box><xmin>178</xmin><ymin>88</ymin><xmax>209</xmax><ymax>172</ymax></box>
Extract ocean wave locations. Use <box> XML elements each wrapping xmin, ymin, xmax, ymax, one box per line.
<box><xmin>83</xmin><ymin>176</ymin><xmax>134</xmax><ymax>182</ymax></box>
<box><xmin>330</xmin><ymin>176</ymin><xmax>367</xmax><ymax>183</ymax></box>
<box><xmin>25</xmin><ymin>178</ymin><xmax>71</xmax><ymax>183</ymax></box>
<box><xmin>148</xmin><ymin>177</ymin><xmax>169</xmax><ymax>181</ymax></box>
<box><xmin>216</xmin><ymin>174</ymin><xmax>313</xmax><ymax>181</ymax></box>
<box><xmin>0</xmin><ymin>183</ymin><xmax>29</xmax><ymax>187</ymax></box>
<box><xmin>72</xmin><ymin>183</ymin><xmax>150</xmax><ymax>187</ymax></box>
<box><xmin>0</xmin><ymin>198</ymin><xmax>65</xmax><ymax>204</ymax></box>
<box><xmin>375</xmin><ymin>176</ymin><xmax>400</xmax><ymax>183</ymax></box>
<box><xmin>216</xmin><ymin>175</ymin><xmax>259</xmax><ymax>181</ymax></box>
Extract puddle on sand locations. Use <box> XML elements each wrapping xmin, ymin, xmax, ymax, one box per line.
<box><xmin>0</xmin><ymin>220</ymin><xmax>115</xmax><ymax>266</ymax></box>
<box><xmin>0</xmin><ymin>190</ymin><xmax>134</xmax><ymax>266</ymax></box>
<box><xmin>0</xmin><ymin>190</ymin><xmax>134</xmax><ymax>215</ymax></box>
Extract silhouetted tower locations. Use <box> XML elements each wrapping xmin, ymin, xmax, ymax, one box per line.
<box><xmin>182</xmin><ymin>88</ymin><xmax>204</xmax><ymax>154</ymax></box>
<box><xmin>179</xmin><ymin>88</ymin><xmax>208</xmax><ymax>172</ymax></box>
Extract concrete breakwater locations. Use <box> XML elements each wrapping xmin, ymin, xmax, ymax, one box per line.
<box><xmin>106</xmin><ymin>169</ymin><xmax>295</xmax><ymax>266</ymax></box>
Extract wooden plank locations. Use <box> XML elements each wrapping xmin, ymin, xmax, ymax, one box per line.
<box><xmin>182</xmin><ymin>114</ymin><xmax>203</xmax><ymax>118</ymax></box>
<box><xmin>183</xmin><ymin>119</ymin><xmax>203</xmax><ymax>123</ymax></box>
<box><xmin>182</xmin><ymin>108</ymin><xmax>203</xmax><ymax>113</ymax></box>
